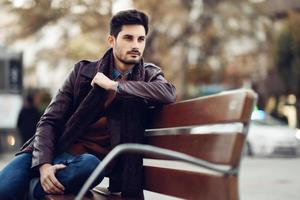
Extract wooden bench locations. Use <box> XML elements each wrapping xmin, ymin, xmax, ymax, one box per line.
<box><xmin>46</xmin><ymin>89</ymin><xmax>257</xmax><ymax>200</ymax></box>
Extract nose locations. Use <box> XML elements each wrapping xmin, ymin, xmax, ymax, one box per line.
<box><xmin>131</xmin><ymin>39</ymin><xmax>140</xmax><ymax>49</ymax></box>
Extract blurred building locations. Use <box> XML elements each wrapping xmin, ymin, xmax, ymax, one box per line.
<box><xmin>0</xmin><ymin>46</ymin><xmax>23</xmax><ymax>152</ymax></box>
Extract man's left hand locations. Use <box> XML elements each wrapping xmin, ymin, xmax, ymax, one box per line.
<box><xmin>91</xmin><ymin>72</ymin><xmax>118</xmax><ymax>91</ymax></box>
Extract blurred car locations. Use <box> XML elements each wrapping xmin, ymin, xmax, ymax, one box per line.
<box><xmin>246</xmin><ymin>110</ymin><xmax>300</xmax><ymax>156</ymax></box>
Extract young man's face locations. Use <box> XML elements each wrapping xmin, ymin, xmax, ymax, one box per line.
<box><xmin>108</xmin><ymin>25</ymin><xmax>146</xmax><ymax>71</ymax></box>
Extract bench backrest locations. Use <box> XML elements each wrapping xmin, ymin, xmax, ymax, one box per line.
<box><xmin>143</xmin><ymin>89</ymin><xmax>257</xmax><ymax>200</ymax></box>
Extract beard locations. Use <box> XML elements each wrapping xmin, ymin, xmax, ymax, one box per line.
<box><xmin>114</xmin><ymin>45</ymin><xmax>142</xmax><ymax>65</ymax></box>
<box><xmin>115</xmin><ymin>52</ymin><xmax>141</xmax><ymax>65</ymax></box>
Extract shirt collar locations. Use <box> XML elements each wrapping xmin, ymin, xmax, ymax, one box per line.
<box><xmin>112</xmin><ymin>68</ymin><xmax>132</xmax><ymax>80</ymax></box>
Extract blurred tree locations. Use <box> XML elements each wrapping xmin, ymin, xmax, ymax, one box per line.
<box><xmin>2</xmin><ymin>0</ymin><xmax>112</xmax><ymax>59</ymax></box>
<box><xmin>133</xmin><ymin>0</ymin><xmax>270</xmax><ymax>99</ymax></box>
<box><xmin>0</xmin><ymin>0</ymin><xmax>274</xmax><ymax>100</ymax></box>
<box><xmin>132</xmin><ymin>0</ymin><xmax>200</xmax><ymax>99</ymax></box>
<box><xmin>274</xmin><ymin>12</ymin><xmax>300</xmax><ymax>127</ymax></box>
<box><xmin>274</xmin><ymin>13</ymin><xmax>300</xmax><ymax>94</ymax></box>
<box><xmin>0</xmin><ymin>0</ymin><xmax>113</xmax><ymax>94</ymax></box>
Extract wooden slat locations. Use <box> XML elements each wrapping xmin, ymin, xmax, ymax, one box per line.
<box><xmin>150</xmin><ymin>90</ymin><xmax>256</xmax><ymax>129</ymax></box>
<box><xmin>144</xmin><ymin>166</ymin><xmax>238</xmax><ymax>200</ymax></box>
<box><xmin>46</xmin><ymin>190</ymin><xmax>122</xmax><ymax>200</ymax></box>
<box><xmin>45</xmin><ymin>195</ymin><xmax>74</xmax><ymax>200</ymax></box>
<box><xmin>240</xmin><ymin>91</ymin><xmax>257</xmax><ymax>125</ymax></box>
<box><xmin>145</xmin><ymin>133</ymin><xmax>245</xmax><ymax>166</ymax></box>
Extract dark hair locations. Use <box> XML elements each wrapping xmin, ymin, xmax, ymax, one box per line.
<box><xmin>26</xmin><ymin>94</ymin><xmax>34</xmax><ymax>105</ymax></box>
<box><xmin>110</xmin><ymin>9</ymin><xmax>149</xmax><ymax>37</ymax></box>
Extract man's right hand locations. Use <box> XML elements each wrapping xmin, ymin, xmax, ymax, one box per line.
<box><xmin>39</xmin><ymin>163</ymin><xmax>66</xmax><ymax>194</ymax></box>
<box><xmin>91</xmin><ymin>72</ymin><xmax>118</xmax><ymax>91</ymax></box>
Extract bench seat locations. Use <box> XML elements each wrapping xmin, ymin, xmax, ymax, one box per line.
<box><xmin>45</xmin><ymin>89</ymin><xmax>257</xmax><ymax>200</ymax></box>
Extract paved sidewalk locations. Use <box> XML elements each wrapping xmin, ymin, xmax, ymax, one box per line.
<box><xmin>240</xmin><ymin>156</ymin><xmax>300</xmax><ymax>200</ymax></box>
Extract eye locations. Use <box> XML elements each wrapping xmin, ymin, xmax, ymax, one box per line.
<box><xmin>123</xmin><ymin>35</ymin><xmax>133</xmax><ymax>41</ymax></box>
<box><xmin>138</xmin><ymin>37</ymin><xmax>145</xmax><ymax>42</ymax></box>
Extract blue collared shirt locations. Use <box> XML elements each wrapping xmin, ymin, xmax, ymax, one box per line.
<box><xmin>112</xmin><ymin>68</ymin><xmax>132</xmax><ymax>80</ymax></box>
<box><xmin>112</xmin><ymin>68</ymin><xmax>132</xmax><ymax>92</ymax></box>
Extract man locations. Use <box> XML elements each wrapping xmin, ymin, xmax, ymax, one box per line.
<box><xmin>0</xmin><ymin>9</ymin><xmax>176</xmax><ymax>200</ymax></box>
<box><xmin>17</xmin><ymin>94</ymin><xmax>41</xmax><ymax>144</ymax></box>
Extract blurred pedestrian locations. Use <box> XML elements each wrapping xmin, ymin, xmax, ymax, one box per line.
<box><xmin>17</xmin><ymin>94</ymin><xmax>41</xmax><ymax>144</ymax></box>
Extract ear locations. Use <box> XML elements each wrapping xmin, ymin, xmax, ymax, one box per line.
<box><xmin>107</xmin><ymin>35</ymin><xmax>115</xmax><ymax>47</ymax></box>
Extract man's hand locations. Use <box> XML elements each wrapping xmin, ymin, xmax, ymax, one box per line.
<box><xmin>91</xmin><ymin>72</ymin><xmax>118</xmax><ymax>91</ymax></box>
<box><xmin>39</xmin><ymin>163</ymin><xmax>66</xmax><ymax>194</ymax></box>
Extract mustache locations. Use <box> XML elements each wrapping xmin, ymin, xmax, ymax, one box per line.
<box><xmin>127</xmin><ymin>50</ymin><xmax>141</xmax><ymax>56</ymax></box>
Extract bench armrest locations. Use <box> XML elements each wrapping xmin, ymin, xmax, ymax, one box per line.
<box><xmin>75</xmin><ymin>143</ymin><xmax>238</xmax><ymax>200</ymax></box>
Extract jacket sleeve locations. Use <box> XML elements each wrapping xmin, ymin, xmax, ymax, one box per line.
<box><xmin>117</xmin><ymin>65</ymin><xmax>176</xmax><ymax>104</ymax></box>
<box><xmin>31</xmin><ymin>63</ymin><xmax>79</xmax><ymax>168</ymax></box>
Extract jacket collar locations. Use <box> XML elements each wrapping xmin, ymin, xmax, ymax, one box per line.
<box><xmin>79</xmin><ymin>61</ymin><xmax>98</xmax><ymax>79</ymax></box>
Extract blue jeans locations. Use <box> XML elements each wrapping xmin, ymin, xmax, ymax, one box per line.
<box><xmin>0</xmin><ymin>152</ymin><xmax>103</xmax><ymax>200</ymax></box>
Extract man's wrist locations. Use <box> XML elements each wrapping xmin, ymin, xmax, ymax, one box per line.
<box><xmin>111</xmin><ymin>81</ymin><xmax>118</xmax><ymax>91</ymax></box>
<box><xmin>39</xmin><ymin>163</ymin><xmax>51</xmax><ymax>172</ymax></box>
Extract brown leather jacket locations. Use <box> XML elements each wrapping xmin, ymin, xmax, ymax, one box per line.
<box><xmin>19</xmin><ymin>56</ymin><xmax>176</xmax><ymax>168</ymax></box>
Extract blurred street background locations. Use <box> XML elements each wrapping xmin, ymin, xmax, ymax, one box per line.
<box><xmin>1</xmin><ymin>0</ymin><xmax>300</xmax><ymax>199</ymax></box>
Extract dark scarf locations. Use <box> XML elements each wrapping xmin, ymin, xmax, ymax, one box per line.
<box><xmin>101</xmin><ymin>49</ymin><xmax>147</xmax><ymax>197</ymax></box>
